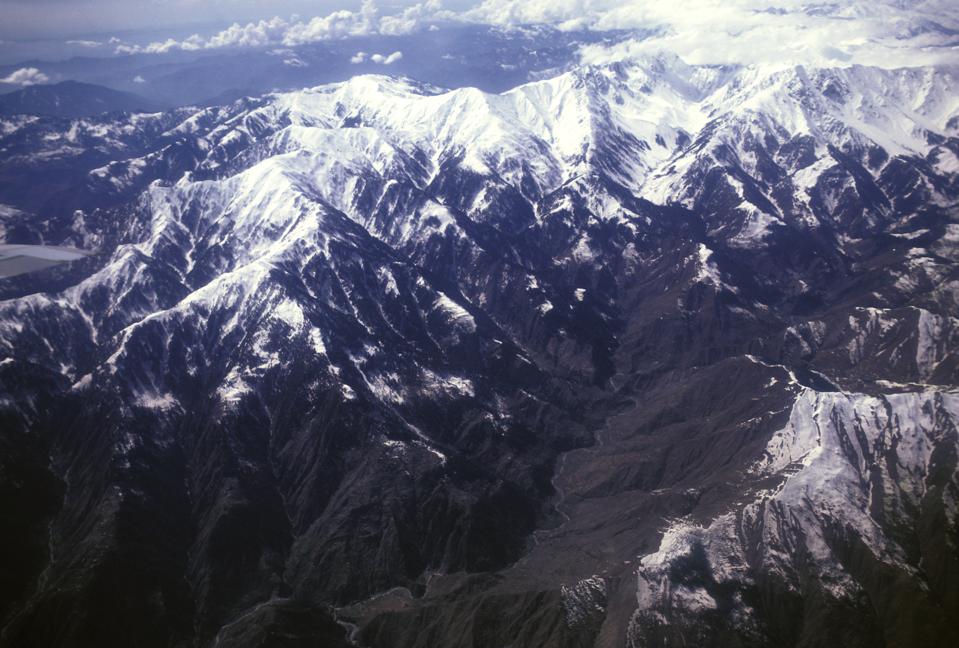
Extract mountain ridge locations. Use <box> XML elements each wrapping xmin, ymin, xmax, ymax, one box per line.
<box><xmin>0</xmin><ymin>80</ymin><xmax>166</xmax><ymax>118</ymax></box>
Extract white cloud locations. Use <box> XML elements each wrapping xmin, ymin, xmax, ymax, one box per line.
<box><xmin>371</xmin><ymin>51</ymin><xmax>404</xmax><ymax>65</ymax></box>
<box><xmin>353</xmin><ymin>50</ymin><xmax>404</xmax><ymax>65</ymax></box>
<box><xmin>380</xmin><ymin>0</ymin><xmax>446</xmax><ymax>35</ymax></box>
<box><xmin>133</xmin><ymin>75</ymin><xmax>146</xmax><ymax>83</ymax></box>
<box><xmin>66</xmin><ymin>40</ymin><xmax>102</xmax><ymax>48</ymax></box>
<box><xmin>116</xmin><ymin>0</ymin><xmax>445</xmax><ymax>56</ymax></box>
<box><xmin>1</xmin><ymin>67</ymin><xmax>49</xmax><ymax>86</ymax></box>
<box><xmin>283</xmin><ymin>0</ymin><xmax>380</xmax><ymax>45</ymax></box>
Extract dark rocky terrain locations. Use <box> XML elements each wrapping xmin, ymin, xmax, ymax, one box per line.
<box><xmin>0</xmin><ymin>58</ymin><xmax>957</xmax><ymax>647</ymax></box>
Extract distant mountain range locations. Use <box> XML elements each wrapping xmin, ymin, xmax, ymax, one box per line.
<box><xmin>0</xmin><ymin>80</ymin><xmax>165</xmax><ymax>118</ymax></box>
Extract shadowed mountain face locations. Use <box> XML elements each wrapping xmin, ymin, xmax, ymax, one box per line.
<box><xmin>0</xmin><ymin>80</ymin><xmax>165</xmax><ymax>118</ymax></box>
<box><xmin>0</xmin><ymin>57</ymin><xmax>958</xmax><ymax>648</ymax></box>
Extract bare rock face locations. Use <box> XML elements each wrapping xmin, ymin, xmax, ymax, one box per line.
<box><xmin>1</xmin><ymin>57</ymin><xmax>958</xmax><ymax>647</ymax></box>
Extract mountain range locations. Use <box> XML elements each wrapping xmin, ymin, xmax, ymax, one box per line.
<box><xmin>0</xmin><ymin>54</ymin><xmax>957</xmax><ymax>647</ymax></box>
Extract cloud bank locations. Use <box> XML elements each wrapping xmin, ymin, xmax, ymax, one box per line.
<box><xmin>464</xmin><ymin>0</ymin><xmax>959</xmax><ymax>68</ymax></box>
<box><xmin>47</xmin><ymin>1</ymin><xmax>959</xmax><ymax>70</ymax></box>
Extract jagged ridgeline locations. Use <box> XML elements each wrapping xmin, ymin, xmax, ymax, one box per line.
<box><xmin>1</xmin><ymin>57</ymin><xmax>958</xmax><ymax>647</ymax></box>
